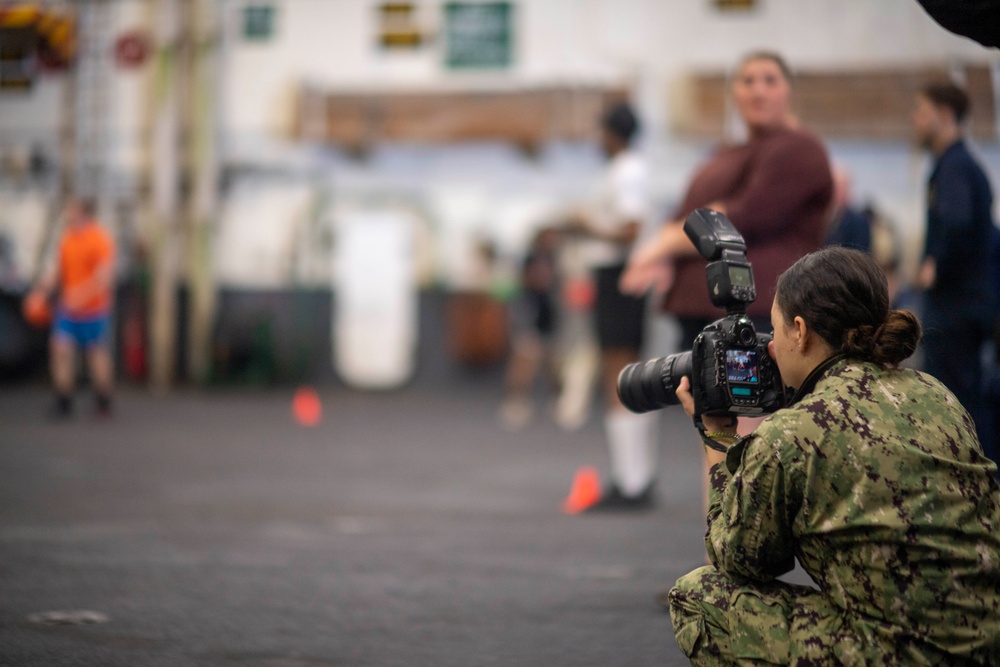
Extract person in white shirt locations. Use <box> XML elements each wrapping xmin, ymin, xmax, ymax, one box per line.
<box><xmin>564</xmin><ymin>103</ymin><xmax>658</xmax><ymax>511</ymax></box>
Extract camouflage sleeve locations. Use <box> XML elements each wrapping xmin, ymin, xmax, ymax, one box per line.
<box><xmin>704</xmin><ymin>459</ymin><xmax>731</xmax><ymax>530</ymax></box>
<box><xmin>705</xmin><ymin>433</ymin><xmax>796</xmax><ymax>582</ymax></box>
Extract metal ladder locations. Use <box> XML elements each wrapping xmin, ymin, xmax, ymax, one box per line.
<box><xmin>72</xmin><ymin>0</ymin><xmax>113</xmax><ymax>209</ymax></box>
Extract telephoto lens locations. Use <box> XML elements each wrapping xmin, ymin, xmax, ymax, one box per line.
<box><xmin>616</xmin><ymin>351</ymin><xmax>692</xmax><ymax>413</ymax></box>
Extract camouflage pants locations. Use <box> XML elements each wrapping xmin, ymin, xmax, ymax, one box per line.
<box><xmin>668</xmin><ymin>565</ymin><xmax>835</xmax><ymax>666</ymax></box>
<box><xmin>669</xmin><ymin>565</ymin><xmax>996</xmax><ymax>666</ymax></box>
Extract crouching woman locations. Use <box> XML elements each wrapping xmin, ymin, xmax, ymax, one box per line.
<box><xmin>669</xmin><ymin>246</ymin><xmax>1000</xmax><ymax>665</ymax></box>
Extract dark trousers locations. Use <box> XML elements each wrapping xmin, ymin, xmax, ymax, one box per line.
<box><xmin>594</xmin><ymin>265</ymin><xmax>645</xmax><ymax>350</ymax></box>
<box><xmin>923</xmin><ymin>301</ymin><xmax>996</xmax><ymax>467</ymax></box>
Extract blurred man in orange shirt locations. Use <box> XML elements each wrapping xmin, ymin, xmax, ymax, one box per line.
<box><xmin>31</xmin><ymin>197</ymin><xmax>116</xmax><ymax>418</ymax></box>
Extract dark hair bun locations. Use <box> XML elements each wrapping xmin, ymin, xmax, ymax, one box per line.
<box><xmin>864</xmin><ymin>309</ymin><xmax>921</xmax><ymax>367</ymax></box>
<box><xmin>843</xmin><ymin>324</ymin><xmax>877</xmax><ymax>359</ymax></box>
<box><xmin>843</xmin><ymin>310</ymin><xmax>921</xmax><ymax>367</ymax></box>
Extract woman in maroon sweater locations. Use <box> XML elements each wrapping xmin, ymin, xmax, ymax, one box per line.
<box><xmin>623</xmin><ymin>52</ymin><xmax>833</xmax><ymax>344</ymax></box>
<box><xmin>620</xmin><ymin>53</ymin><xmax>833</xmax><ymax>601</ymax></box>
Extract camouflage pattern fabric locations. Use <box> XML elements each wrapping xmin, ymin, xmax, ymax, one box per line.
<box><xmin>669</xmin><ymin>359</ymin><xmax>1000</xmax><ymax>665</ymax></box>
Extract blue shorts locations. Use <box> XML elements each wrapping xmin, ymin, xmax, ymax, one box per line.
<box><xmin>54</xmin><ymin>310</ymin><xmax>111</xmax><ymax>348</ymax></box>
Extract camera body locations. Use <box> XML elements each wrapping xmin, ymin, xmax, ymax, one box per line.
<box><xmin>687</xmin><ymin>314</ymin><xmax>782</xmax><ymax>417</ymax></box>
<box><xmin>616</xmin><ymin>209</ymin><xmax>784</xmax><ymax>421</ymax></box>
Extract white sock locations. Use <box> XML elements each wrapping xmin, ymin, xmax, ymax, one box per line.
<box><xmin>605</xmin><ymin>410</ymin><xmax>658</xmax><ymax>497</ymax></box>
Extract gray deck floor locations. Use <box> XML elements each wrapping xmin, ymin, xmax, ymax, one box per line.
<box><xmin>0</xmin><ymin>376</ymin><xmax>716</xmax><ymax>666</ymax></box>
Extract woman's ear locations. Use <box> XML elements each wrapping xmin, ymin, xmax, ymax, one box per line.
<box><xmin>792</xmin><ymin>315</ymin><xmax>809</xmax><ymax>351</ymax></box>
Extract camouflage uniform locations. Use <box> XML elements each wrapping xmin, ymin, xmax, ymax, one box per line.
<box><xmin>669</xmin><ymin>359</ymin><xmax>1000</xmax><ymax>665</ymax></box>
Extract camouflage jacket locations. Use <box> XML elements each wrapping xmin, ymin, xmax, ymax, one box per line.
<box><xmin>707</xmin><ymin>358</ymin><xmax>1000</xmax><ymax>664</ymax></box>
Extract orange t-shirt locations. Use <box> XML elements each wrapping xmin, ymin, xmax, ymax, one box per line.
<box><xmin>59</xmin><ymin>221</ymin><xmax>115</xmax><ymax>316</ymax></box>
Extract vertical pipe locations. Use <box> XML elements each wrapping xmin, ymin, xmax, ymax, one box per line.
<box><xmin>148</xmin><ymin>0</ymin><xmax>181</xmax><ymax>390</ymax></box>
<box><xmin>185</xmin><ymin>0</ymin><xmax>220</xmax><ymax>384</ymax></box>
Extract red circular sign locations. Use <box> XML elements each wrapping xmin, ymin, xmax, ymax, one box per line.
<box><xmin>114</xmin><ymin>31</ymin><xmax>150</xmax><ymax>69</ymax></box>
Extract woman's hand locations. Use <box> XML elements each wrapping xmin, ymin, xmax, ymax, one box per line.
<box><xmin>619</xmin><ymin>255</ymin><xmax>674</xmax><ymax>295</ymax></box>
<box><xmin>675</xmin><ymin>375</ymin><xmax>696</xmax><ymax>417</ymax></box>
<box><xmin>675</xmin><ymin>376</ymin><xmax>738</xmax><ymax>436</ymax></box>
<box><xmin>620</xmin><ymin>226</ymin><xmax>680</xmax><ymax>295</ymax></box>
<box><xmin>620</xmin><ymin>220</ymin><xmax>707</xmax><ymax>296</ymax></box>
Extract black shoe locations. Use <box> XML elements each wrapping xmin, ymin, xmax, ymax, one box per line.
<box><xmin>583</xmin><ymin>483</ymin><xmax>656</xmax><ymax>513</ymax></box>
<box><xmin>95</xmin><ymin>394</ymin><xmax>112</xmax><ymax>421</ymax></box>
<box><xmin>47</xmin><ymin>395</ymin><xmax>73</xmax><ymax>421</ymax></box>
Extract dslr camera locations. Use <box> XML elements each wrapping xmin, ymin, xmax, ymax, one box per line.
<box><xmin>617</xmin><ymin>209</ymin><xmax>784</xmax><ymax>426</ymax></box>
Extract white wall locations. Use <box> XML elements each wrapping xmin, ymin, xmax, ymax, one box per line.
<box><xmin>219</xmin><ymin>0</ymin><xmax>999</xmax><ymax>144</ymax></box>
<box><xmin>0</xmin><ymin>79</ymin><xmax>63</xmax><ymax>149</ymax></box>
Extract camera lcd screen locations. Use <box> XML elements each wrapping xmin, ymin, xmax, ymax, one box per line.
<box><xmin>726</xmin><ymin>349</ymin><xmax>759</xmax><ymax>384</ymax></box>
<box><xmin>729</xmin><ymin>266</ymin><xmax>752</xmax><ymax>287</ymax></box>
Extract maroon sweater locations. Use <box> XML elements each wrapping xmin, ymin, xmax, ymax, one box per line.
<box><xmin>664</xmin><ymin>126</ymin><xmax>833</xmax><ymax>319</ymax></box>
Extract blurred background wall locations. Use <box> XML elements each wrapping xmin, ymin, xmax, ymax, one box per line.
<box><xmin>1</xmin><ymin>0</ymin><xmax>998</xmax><ymax>387</ymax></box>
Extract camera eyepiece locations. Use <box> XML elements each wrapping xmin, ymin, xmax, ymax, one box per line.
<box><xmin>735</xmin><ymin>320</ymin><xmax>756</xmax><ymax>346</ymax></box>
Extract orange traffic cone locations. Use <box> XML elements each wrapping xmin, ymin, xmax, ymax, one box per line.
<box><xmin>562</xmin><ymin>466</ymin><xmax>602</xmax><ymax>514</ymax></box>
<box><xmin>292</xmin><ymin>386</ymin><xmax>322</xmax><ymax>427</ymax></box>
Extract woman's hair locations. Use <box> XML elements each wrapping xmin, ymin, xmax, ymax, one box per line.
<box><xmin>774</xmin><ymin>247</ymin><xmax>921</xmax><ymax>367</ymax></box>
<box><xmin>736</xmin><ymin>50</ymin><xmax>793</xmax><ymax>84</ymax></box>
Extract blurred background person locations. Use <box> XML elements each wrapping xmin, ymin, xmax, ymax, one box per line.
<box><xmin>550</xmin><ymin>236</ymin><xmax>600</xmax><ymax>433</ymax></box>
<box><xmin>623</xmin><ymin>51</ymin><xmax>832</xmax><ymax>335</ymax></box>
<box><xmin>825</xmin><ymin>165</ymin><xmax>903</xmax><ymax>305</ymax></box>
<box><xmin>912</xmin><ymin>81</ymin><xmax>999</xmax><ymax>468</ymax></box>
<box><xmin>29</xmin><ymin>197</ymin><xmax>116</xmax><ymax>419</ymax></box>
<box><xmin>562</xmin><ymin>102</ymin><xmax>658</xmax><ymax>511</ymax></box>
<box><xmin>621</xmin><ymin>51</ymin><xmax>833</xmax><ymax>526</ymax></box>
<box><xmin>498</xmin><ymin>226</ymin><xmax>561</xmax><ymax>430</ymax></box>
<box><xmin>825</xmin><ymin>164</ymin><xmax>872</xmax><ymax>253</ymax></box>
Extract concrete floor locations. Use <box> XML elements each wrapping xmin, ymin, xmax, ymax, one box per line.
<box><xmin>0</xmin><ymin>375</ymin><xmax>713</xmax><ymax>666</ymax></box>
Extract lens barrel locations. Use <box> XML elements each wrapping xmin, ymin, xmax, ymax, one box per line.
<box><xmin>616</xmin><ymin>351</ymin><xmax>692</xmax><ymax>413</ymax></box>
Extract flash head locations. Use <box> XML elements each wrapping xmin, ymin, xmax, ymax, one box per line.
<box><xmin>683</xmin><ymin>208</ymin><xmax>747</xmax><ymax>261</ymax></box>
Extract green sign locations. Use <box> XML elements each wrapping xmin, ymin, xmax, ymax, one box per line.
<box><xmin>444</xmin><ymin>2</ymin><xmax>512</xmax><ymax>69</ymax></box>
<box><xmin>243</xmin><ymin>5</ymin><xmax>275</xmax><ymax>41</ymax></box>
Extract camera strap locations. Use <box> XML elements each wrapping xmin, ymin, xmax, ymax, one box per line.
<box><xmin>696</xmin><ymin>416</ymin><xmax>740</xmax><ymax>452</ymax></box>
<box><xmin>700</xmin><ymin>434</ymin><xmax>733</xmax><ymax>453</ymax></box>
<box><xmin>786</xmin><ymin>352</ymin><xmax>850</xmax><ymax>406</ymax></box>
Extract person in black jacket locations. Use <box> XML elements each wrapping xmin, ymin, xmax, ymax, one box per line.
<box><xmin>912</xmin><ymin>81</ymin><xmax>998</xmax><ymax>466</ymax></box>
